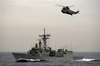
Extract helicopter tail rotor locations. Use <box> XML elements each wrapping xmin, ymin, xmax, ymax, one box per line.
<box><xmin>77</xmin><ymin>9</ymin><xmax>80</xmax><ymax>14</ymax></box>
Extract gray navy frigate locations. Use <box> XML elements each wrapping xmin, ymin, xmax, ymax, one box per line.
<box><xmin>12</xmin><ymin>28</ymin><xmax>83</xmax><ymax>62</ymax></box>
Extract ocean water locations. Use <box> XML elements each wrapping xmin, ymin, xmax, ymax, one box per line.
<box><xmin>0</xmin><ymin>52</ymin><xmax>100</xmax><ymax>66</ymax></box>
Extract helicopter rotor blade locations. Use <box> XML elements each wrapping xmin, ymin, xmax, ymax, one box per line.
<box><xmin>68</xmin><ymin>5</ymin><xmax>74</xmax><ymax>7</ymax></box>
<box><xmin>56</xmin><ymin>4</ymin><xmax>65</xmax><ymax>7</ymax></box>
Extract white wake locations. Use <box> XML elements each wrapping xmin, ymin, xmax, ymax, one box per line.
<box><xmin>75</xmin><ymin>58</ymin><xmax>98</xmax><ymax>61</ymax></box>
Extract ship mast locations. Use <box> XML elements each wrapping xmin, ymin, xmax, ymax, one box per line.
<box><xmin>39</xmin><ymin>28</ymin><xmax>51</xmax><ymax>50</ymax></box>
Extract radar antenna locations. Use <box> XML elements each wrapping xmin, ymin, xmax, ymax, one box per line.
<box><xmin>39</xmin><ymin>28</ymin><xmax>51</xmax><ymax>50</ymax></box>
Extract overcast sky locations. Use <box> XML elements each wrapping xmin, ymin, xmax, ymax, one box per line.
<box><xmin>0</xmin><ymin>0</ymin><xmax>100</xmax><ymax>52</ymax></box>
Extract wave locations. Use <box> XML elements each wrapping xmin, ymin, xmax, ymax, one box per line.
<box><xmin>74</xmin><ymin>58</ymin><xmax>100</xmax><ymax>61</ymax></box>
<box><xmin>17</xmin><ymin>58</ymin><xmax>40</xmax><ymax>62</ymax></box>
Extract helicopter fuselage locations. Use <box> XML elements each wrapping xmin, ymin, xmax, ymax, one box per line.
<box><xmin>61</xmin><ymin>7</ymin><xmax>79</xmax><ymax>16</ymax></box>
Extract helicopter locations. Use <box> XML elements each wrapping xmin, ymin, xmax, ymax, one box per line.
<box><xmin>56</xmin><ymin>4</ymin><xmax>79</xmax><ymax>16</ymax></box>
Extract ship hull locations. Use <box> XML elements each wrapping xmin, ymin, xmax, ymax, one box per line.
<box><xmin>12</xmin><ymin>53</ymin><xmax>83</xmax><ymax>61</ymax></box>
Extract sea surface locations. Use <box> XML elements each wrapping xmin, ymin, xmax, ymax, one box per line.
<box><xmin>0</xmin><ymin>52</ymin><xmax>100</xmax><ymax>66</ymax></box>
